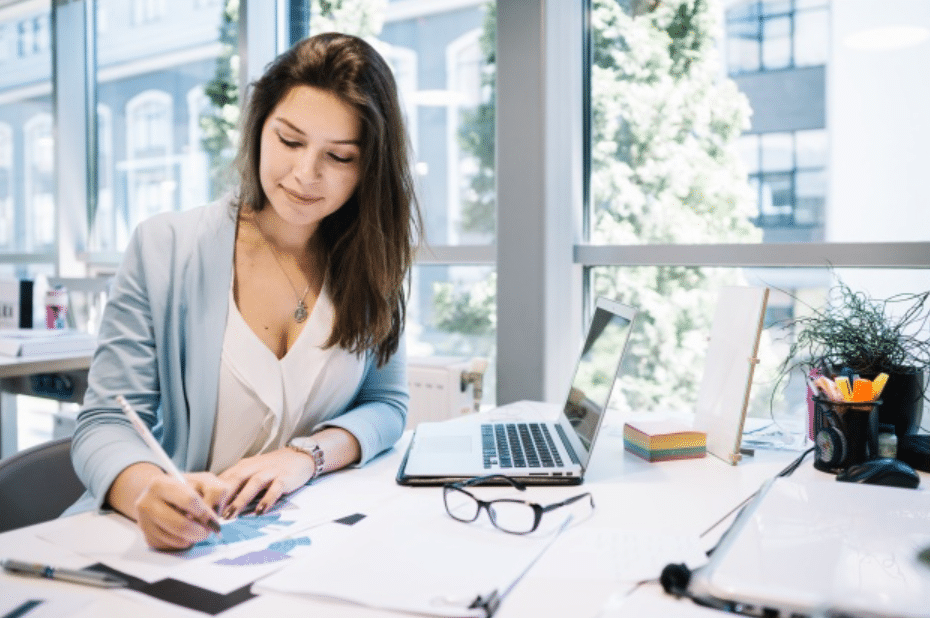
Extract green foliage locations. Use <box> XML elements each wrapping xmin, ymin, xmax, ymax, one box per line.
<box><xmin>588</xmin><ymin>0</ymin><xmax>762</xmax><ymax>411</ymax></box>
<box><xmin>200</xmin><ymin>0</ymin><xmax>240</xmax><ymax>196</ymax></box>
<box><xmin>779</xmin><ymin>278</ymin><xmax>930</xmax><ymax>377</ymax></box>
<box><xmin>456</xmin><ymin>2</ymin><xmax>496</xmax><ymax>237</ymax></box>
<box><xmin>433</xmin><ymin>272</ymin><xmax>496</xmax><ymax>337</ymax></box>
<box><xmin>430</xmin><ymin>271</ymin><xmax>497</xmax><ymax>358</ymax></box>
<box><xmin>442</xmin><ymin>0</ymin><xmax>765</xmax><ymax>411</ymax></box>
<box><xmin>308</xmin><ymin>0</ymin><xmax>386</xmax><ymax>37</ymax></box>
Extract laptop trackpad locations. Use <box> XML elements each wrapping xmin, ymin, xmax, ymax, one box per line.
<box><xmin>418</xmin><ymin>435</ymin><xmax>473</xmax><ymax>453</ymax></box>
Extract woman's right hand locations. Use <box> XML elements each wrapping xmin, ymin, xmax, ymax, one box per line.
<box><xmin>133</xmin><ymin>472</ymin><xmax>232</xmax><ymax>550</ymax></box>
<box><xmin>108</xmin><ymin>463</ymin><xmax>232</xmax><ymax>550</ymax></box>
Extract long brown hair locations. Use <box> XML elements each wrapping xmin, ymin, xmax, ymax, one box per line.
<box><xmin>235</xmin><ymin>32</ymin><xmax>421</xmax><ymax>366</ymax></box>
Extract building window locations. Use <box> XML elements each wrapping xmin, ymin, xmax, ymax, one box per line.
<box><xmin>447</xmin><ymin>29</ymin><xmax>492</xmax><ymax>246</ymax></box>
<box><xmin>726</xmin><ymin>0</ymin><xmax>829</xmax><ymax>74</ymax></box>
<box><xmin>24</xmin><ymin>114</ymin><xmax>54</xmax><ymax>250</ymax></box>
<box><xmin>0</xmin><ymin>123</ymin><xmax>12</xmax><ymax>247</ymax></box>
<box><xmin>15</xmin><ymin>15</ymin><xmax>48</xmax><ymax>57</ymax></box>
<box><xmin>740</xmin><ymin>129</ymin><xmax>827</xmax><ymax>228</ymax></box>
<box><xmin>133</xmin><ymin>0</ymin><xmax>167</xmax><ymax>25</ymax></box>
<box><xmin>125</xmin><ymin>91</ymin><xmax>174</xmax><ymax>230</ymax></box>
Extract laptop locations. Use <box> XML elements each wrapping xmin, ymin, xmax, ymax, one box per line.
<box><xmin>397</xmin><ymin>296</ymin><xmax>637</xmax><ymax>485</ymax></box>
<box><xmin>691</xmin><ymin>476</ymin><xmax>930</xmax><ymax>618</ymax></box>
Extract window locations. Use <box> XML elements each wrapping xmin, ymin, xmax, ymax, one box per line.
<box><xmin>741</xmin><ymin>129</ymin><xmax>827</xmax><ymax>230</ymax></box>
<box><xmin>330</xmin><ymin>2</ymin><xmax>498</xmax><ymax>403</ymax></box>
<box><xmin>0</xmin><ymin>0</ymin><xmax>53</xmax><ymax>272</ymax></box>
<box><xmin>583</xmin><ymin>0</ymin><xmax>929</xmax><ymax>425</ymax></box>
<box><xmin>92</xmin><ymin>0</ymin><xmax>235</xmax><ymax>251</ymax></box>
<box><xmin>15</xmin><ymin>0</ymin><xmax>928</xmax><ymax>420</ymax></box>
<box><xmin>24</xmin><ymin>113</ymin><xmax>54</xmax><ymax>250</ymax></box>
<box><xmin>0</xmin><ymin>123</ymin><xmax>12</xmax><ymax>247</ymax></box>
<box><xmin>94</xmin><ymin>106</ymin><xmax>114</xmax><ymax>250</ymax></box>
<box><xmin>124</xmin><ymin>91</ymin><xmax>173</xmax><ymax>233</ymax></box>
<box><xmin>726</xmin><ymin>0</ymin><xmax>829</xmax><ymax>75</ymax></box>
<box><xmin>134</xmin><ymin>0</ymin><xmax>167</xmax><ymax>25</ymax></box>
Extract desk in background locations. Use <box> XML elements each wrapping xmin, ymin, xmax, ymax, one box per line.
<box><xmin>0</xmin><ymin>352</ymin><xmax>92</xmax><ymax>457</ymax></box>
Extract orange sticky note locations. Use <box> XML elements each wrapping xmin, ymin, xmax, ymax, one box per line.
<box><xmin>852</xmin><ymin>378</ymin><xmax>873</xmax><ymax>402</ymax></box>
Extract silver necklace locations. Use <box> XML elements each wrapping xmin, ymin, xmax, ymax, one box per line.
<box><xmin>256</xmin><ymin>220</ymin><xmax>312</xmax><ymax>323</ymax></box>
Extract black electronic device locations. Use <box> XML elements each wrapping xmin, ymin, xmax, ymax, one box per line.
<box><xmin>898</xmin><ymin>434</ymin><xmax>930</xmax><ymax>472</ymax></box>
<box><xmin>836</xmin><ymin>458</ymin><xmax>920</xmax><ymax>489</ymax></box>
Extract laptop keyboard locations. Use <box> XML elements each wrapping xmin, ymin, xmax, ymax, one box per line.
<box><xmin>481</xmin><ymin>423</ymin><xmax>564</xmax><ymax>469</ymax></box>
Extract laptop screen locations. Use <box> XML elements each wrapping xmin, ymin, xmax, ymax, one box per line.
<box><xmin>562</xmin><ymin>299</ymin><xmax>636</xmax><ymax>461</ymax></box>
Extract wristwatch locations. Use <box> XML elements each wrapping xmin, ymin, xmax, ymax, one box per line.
<box><xmin>287</xmin><ymin>436</ymin><xmax>325</xmax><ymax>481</ymax></box>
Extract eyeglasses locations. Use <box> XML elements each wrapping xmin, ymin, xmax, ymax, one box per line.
<box><xmin>442</xmin><ymin>475</ymin><xmax>594</xmax><ymax>535</ymax></box>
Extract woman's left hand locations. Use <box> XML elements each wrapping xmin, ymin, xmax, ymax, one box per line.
<box><xmin>217</xmin><ymin>448</ymin><xmax>316</xmax><ymax>518</ymax></box>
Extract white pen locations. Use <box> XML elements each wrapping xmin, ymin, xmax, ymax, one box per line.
<box><xmin>2</xmin><ymin>559</ymin><xmax>127</xmax><ymax>589</ymax></box>
<box><xmin>115</xmin><ymin>395</ymin><xmax>223</xmax><ymax>535</ymax></box>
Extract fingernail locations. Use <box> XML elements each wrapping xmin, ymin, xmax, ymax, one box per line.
<box><xmin>254</xmin><ymin>504</ymin><xmax>266</xmax><ymax>515</ymax></box>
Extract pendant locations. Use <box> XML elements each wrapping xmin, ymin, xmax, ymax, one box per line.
<box><xmin>294</xmin><ymin>300</ymin><xmax>308</xmax><ymax>323</ymax></box>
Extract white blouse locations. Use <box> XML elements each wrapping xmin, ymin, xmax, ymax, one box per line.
<box><xmin>207</xmin><ymin>283</ymin><xmax>366</xmax><ymax>474</ymax></box>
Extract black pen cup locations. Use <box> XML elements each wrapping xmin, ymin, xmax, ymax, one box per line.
<box><xmin>812</xmin><ymin>397</ymin><xmax>881</xmax><ymax>473</ymax></box>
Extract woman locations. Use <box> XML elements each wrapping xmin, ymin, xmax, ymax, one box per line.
<box><xmin>69</xmin><ymin>32</ymin><xmax>421</xmax><ymax>550</ymax></box>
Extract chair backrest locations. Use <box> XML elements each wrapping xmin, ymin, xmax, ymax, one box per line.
<box><xmin>0</xmin><ymin>438</ymin><xmax>85</xmax><ymax>533</ymax></box>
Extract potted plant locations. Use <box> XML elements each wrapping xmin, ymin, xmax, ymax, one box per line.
<box><xmin>776</xmin><ymin>277</ymin><xmax>930</xmax><ymax>438</ymax></box>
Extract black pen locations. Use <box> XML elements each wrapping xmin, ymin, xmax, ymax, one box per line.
<box><xmin>1</xmin><ymin>559</ymin><xmax>127</xmax><ymax>588</ymax></box>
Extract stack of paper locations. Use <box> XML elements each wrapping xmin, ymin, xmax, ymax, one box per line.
<box><xmin>623</xmin><ymin>420</ymin><xmax>706</xmax><ymax>462</ymax></box>
<box><xmin>254</xmin><ymin>492</ymin><xmax>566</xmax><ymax>617</ymax></box>
<box><xmin>0</xmin><ymin>328</ymin><xmax>97</xmax><ymax>357</ymax></box>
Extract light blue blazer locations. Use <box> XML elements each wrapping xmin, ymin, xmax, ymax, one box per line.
<box><xmin>67</xmin><ymin>197</ymin><xmax>408</xmax><ymax>514</ymax></box>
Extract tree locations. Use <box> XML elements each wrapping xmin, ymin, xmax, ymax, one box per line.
<box><xmin>588</xmin><ymin>0</ymin><xmax>763</xmax><ymax>412</ymax></box>
<box><xmin>200</xmin><ymin>0</ymin><xmax>240</xmax><ymax>197</ymax></box>
<box><xmin>443</xmin><ymin>0</ymin><xmax>770</xmax><ymax>412</ymax></box>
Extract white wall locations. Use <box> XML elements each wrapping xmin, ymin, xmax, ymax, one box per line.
<box><xmin>828</xmin><ymin>0</ymin><xmax>930</xmax><ymax>243</ymax></box>
<box><xmin>828</xmin><ymin>0</ymin><xmax>930</xmax><ymax>300</ymax></box>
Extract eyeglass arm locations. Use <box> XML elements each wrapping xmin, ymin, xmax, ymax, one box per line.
<box><xmin>455</xmin><ymin>474</ymin><xmax>527</xmax><ymax>492</ymax></box>
<box><xmin>539</xmin><ymin>492</ymin><xmax>594</xmax><ymax>514</ymax></box>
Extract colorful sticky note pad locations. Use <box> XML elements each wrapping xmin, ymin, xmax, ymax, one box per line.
<box><xmin>623</xmin><ymin>420</ymin><xmax>706</xmax><ymax>462</ymax></box>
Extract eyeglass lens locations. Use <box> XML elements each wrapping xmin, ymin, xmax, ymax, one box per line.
<box><xmin>445</xmin><ymin>488</ymin><xmax>538</xmax><ymax>534</ymax></box>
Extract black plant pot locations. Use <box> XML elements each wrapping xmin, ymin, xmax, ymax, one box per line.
<box><xmin>873</xmin><ymin>369</ymin><xmax>925</xmax><ymax>438</ymax></box>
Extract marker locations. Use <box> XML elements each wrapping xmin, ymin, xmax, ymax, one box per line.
<box><xmin>116</xmin><ymin>395</ymin><xmax>222</xmax><ymax>535</ymax></box>
<box><xmin>1</xmin><ymin>559</ymin><xmax>127</xmax><ymax>589</ymax></box>
<box><xmin>834</xmin><ymin>376</ymin><xmax>853</xmax><ymax>402</ymax></box>
<box><xmin>815</xmin><ymin>376</ymin><xmax>843</xmax><ymax>402</ymax></box>
<box><xmin>872</xmin><ymin>372</ymin><xmax>889</xmax><ymax>399</ymax></box>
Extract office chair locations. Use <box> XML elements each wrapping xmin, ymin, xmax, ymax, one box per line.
<box><xmin>0</xmin><ymin>437</ymin><xmax>85</xmax><ymax>533</ymax></box>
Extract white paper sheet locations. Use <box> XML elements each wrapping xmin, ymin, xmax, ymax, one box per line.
<box><xmin>254</xmin><ymin>491</ymin><xmax>570</xmax><ymax>617</ymax></box>
<box><xmin>530</xmin><ymin>526</ymin><xmax>707</xmax><ymax>583</ymax></box>
<box><xmin>37</xmin><ymin>504</ymin><xmax>371</xmax><ymax>593</ymax></box>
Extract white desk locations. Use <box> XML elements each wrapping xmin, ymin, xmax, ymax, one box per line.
<box><xmin>0</xmin><ymin>353</ymin><xmax>92</xmax><ymax>457</ymax></box>
<box><xmin>0</xmin><ymin>408</ymin><xmax>925</xmax><ymax>618</ymax></box>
